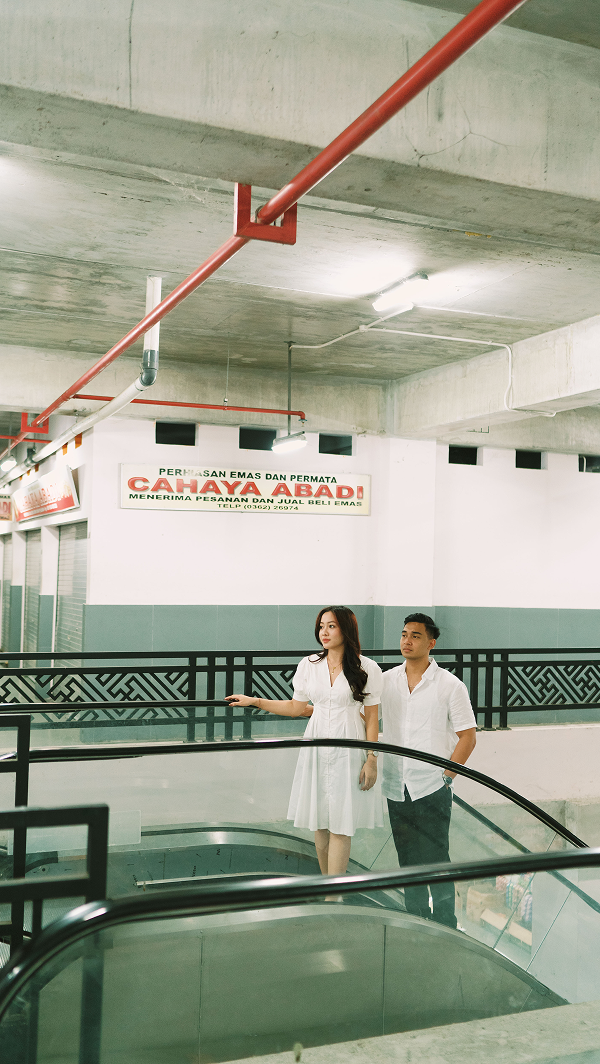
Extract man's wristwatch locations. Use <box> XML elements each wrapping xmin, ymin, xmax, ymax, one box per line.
<box><xmin>368</xmin><ymin>749</ymin><xmax>379</xmax><ymax>758</ymax></box>
<box><xmin>442</xmin><ymin>773</ymin><xmax>453</xmax><ymax>787</ymax></box>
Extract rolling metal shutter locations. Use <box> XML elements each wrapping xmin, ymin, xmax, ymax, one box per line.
<box><xmin>1</xmin><ymin>535</ymin><xmax>12</xmax><ymax>652</ymax></box>
<box><xmin>23</xmin><ymin>530</ymin><xmax>42</xmax><ymax>653</ymax></box>
<box><xmin>55</xmin><ymin>522</ymin><xmax>88</xmax><ymax>655</ymax></box>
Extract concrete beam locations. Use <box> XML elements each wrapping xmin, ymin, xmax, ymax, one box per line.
<box><xmin>1</xmin><ymin>0</ymin><xmax>600</xmax><ymax>206</ymax></box>
<box><xmin>0</xmin><ymin>344</ymin><xmax>386</xmax><ymax>437</ymax></box>
<box><xmin>390</xmin><ymin>313</ymin><xmax>600</xmax><ymax>444</ymax></box>
<box><xmin>4</xmin><ymin>334</ymin><xmax>600</xmax><ymax>455</ymax></box>
<box><xmin>2</xmin><ymin>86</ymin><xmax>600</xmax><ymax>258</ymax></box>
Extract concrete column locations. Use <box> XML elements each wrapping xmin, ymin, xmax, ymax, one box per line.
<box><xmin>8</xmin><ymin>531</ymin><xmax>25</xmax><ymax>653</ymax></box>
<box><xmin>39</xmin><ymin>525</ymin><xmax>59</xmax><ymax>653</ymax></box>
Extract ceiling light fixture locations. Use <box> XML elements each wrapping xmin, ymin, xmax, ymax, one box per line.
<box><xmin>272</xmin><ymin>431</ymin><xmax>307</xmax><ymax>454</ymax></box>
<box><xmin>0</xmin><ymin>454</ymin><xmax>17</xmax><ymax>472</ymax></box>
<box><xmin>372</xmin><ymin>271</ymin><xmax>429</xmax><ymax>313</ymax></box>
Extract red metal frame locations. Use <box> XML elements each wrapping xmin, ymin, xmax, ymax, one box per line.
<box><xmin>1</xmin><ymin>0</ymin><xmax>526</xmax><ymax>462</ymax></box>
<box><xmin>20</xmin><ymin>413</ymin><xmax>49</xmax><ymax>437</ymax></box>
<box><xmin>73</xmin><ymin>393</ymin><xmax>307</xmax><ymax>421</ymax></box>
<box><xmin>234</xmin><ymin>184</ymin><xmax>297</xmax><ymax>244</ymax></box>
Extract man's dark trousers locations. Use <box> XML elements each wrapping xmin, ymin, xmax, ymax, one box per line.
<box><xmin>387</xmin><ymin>784</ymin><xmax>456</xmax><ymax>929</ymax></box>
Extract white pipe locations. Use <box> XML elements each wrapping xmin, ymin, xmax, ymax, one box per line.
<box><xmin>353</xmin><ymin>326</ymin><xmax>558</xmax><ymax>419</ymax></box>
<box><xmin>290</xmin><ymin>307</ymin><xmax>413</xmax><ymax>350</ymax></box>
<box><xmin>143</xmin><ymin>276</ymin><xmax>162</xmax><ymax>354</ymax></box>
<box><xmin>0</xmin><ymin>277</ymin><xmax>163</xmax><ymax>487</ymax></box>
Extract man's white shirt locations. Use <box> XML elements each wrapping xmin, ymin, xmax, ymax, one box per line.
<box><xmin>381</xmin><ymin>659</ymin><xmax>476</xmax><ymax>802</ymax></box>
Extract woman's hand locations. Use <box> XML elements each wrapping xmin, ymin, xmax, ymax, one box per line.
<box><xmin>225</xmin><ymin>694</ymin><xmax>257</xmax><ymax>708</ymax></box>
<box><xmin>359</xmin><ymin>754</ymin><xmax>377</xmax><ymax>791</ymax></box>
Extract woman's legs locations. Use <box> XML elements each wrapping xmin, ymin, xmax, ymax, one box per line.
<box><xmin>314</xmin><ymin>830</ymin><xmax>351</xmax><ymax>874</ymax></box>
<box><xmin>314</xmin><ymin>829</ymin><xmax>330</xmax><ymax>873</ymax></box>
<box><xmin>328</xmin><ymin>833</ymin><xmax>352</xmax><ymax>874</ymax></box>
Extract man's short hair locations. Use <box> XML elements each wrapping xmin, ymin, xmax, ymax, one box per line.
<box><xmin>404</xmin><ymin>613</ymin><xmax>440</xmax><ymax>641</ymax></box>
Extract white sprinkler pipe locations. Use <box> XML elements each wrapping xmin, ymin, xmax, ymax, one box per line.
<box><xmin>1</xmin><ymin>277</ymin><xmax>162</xmax><ymax>487</ymax></box>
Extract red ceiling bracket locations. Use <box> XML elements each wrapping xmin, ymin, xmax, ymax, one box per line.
<box><xmin>234</xmin><ymin>184</ymin><xmax>297</xmax><ymax>245</ymax></box>
<box><xmin>21</xmin><ymin>412</ymin><xmax>50</xmax><ymax>437</ymax></box>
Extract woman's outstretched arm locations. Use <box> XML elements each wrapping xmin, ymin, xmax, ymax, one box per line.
<box><xmin>225</xmin><ymin>693</ymin><xmax>312</xmax><ymax>717</ymax></box>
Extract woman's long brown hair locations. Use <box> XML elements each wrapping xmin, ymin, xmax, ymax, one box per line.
<box><xmin>312</xmin><ymin>606</ymin><xmax>369</xmax><ymax>703</ymax></box>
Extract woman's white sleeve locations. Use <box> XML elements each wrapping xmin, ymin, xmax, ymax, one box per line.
<box><xmin>365</xmin><ymin>660</ymin><xmax>384</xmax><ymax>705</ymax></box>
<box><xmin>292</xmin><ymin>658</ymin><xmax>310</xmax><ymax>702</ymax></box>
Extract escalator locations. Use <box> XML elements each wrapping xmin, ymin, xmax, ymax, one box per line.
<box><xmin>0</xmin><ymin>738</ymin><xmax>599</xmax><ymax>1062</ymax></box>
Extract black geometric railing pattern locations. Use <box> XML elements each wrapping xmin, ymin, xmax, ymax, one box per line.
<box><xmin>507</xmin><ymin>662</ymin><xmax>600</xmax><ymax>708</ymax></box>
<box><xmin>1</xmin><ymin>649</ymin><xmax>600</xmax><ymax>738</ymax></box>
<box><xmin>0</xmin><ymin>669</ymin><xmax>190</xmax><ymax>706</ymax></box>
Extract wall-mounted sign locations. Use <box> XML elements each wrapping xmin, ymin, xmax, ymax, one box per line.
<box><xmin>12</xmin><ymin>466</ymin><xmax>79</xmax><ymax>522</ymax></box>
<box><xmin>121</xmin><ymin>464</ymin><xmax>370</xmax><ymax>515</ymax></box>
<box><xmin>0</xmin><ymin>496</ymin><xmax>10</xmax><ymax>521</ymax></box>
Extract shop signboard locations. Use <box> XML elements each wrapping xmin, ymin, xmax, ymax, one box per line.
<box><xmin>12</xmin><ymin>466</ymin><xmax>79</xmax><ymax>522</ymax></box>
<box><xmin>0</xmin><ymin>496</ymin><xmax>11</xmax><ymax>521</ymax></box>
<box><xmin>121</xmin><ymin>464</ymin><xmax>370</xmax><ymax>515</ymax></box>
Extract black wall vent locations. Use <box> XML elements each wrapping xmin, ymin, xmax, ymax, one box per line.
<box><xmin>319</xmin><ymin>434</ymin><xmax>352</xmax><ymax>456</ymax></box>
<box><xmin>579</xmin><ymin>455</ymin><xmax>600</xmax><ymax>473</ymax></box>
<box><xmin>516</xmin><ymin>450</ymin><xmax>542</xmax><ymax>470</ymax></box>
<box><xmin>239</xmin><ymin>427</ymin><xmax>277</xmax><ymax>451</ymax></box>
<box><xmin>155</xmin><ymin>422</ymin><xmax>196</xmax><ymax>446</ymax></box>
<box><xmin>448</xmin><ymin>446</ymin><xmax>478</xmax><ymax>466</ymax></box>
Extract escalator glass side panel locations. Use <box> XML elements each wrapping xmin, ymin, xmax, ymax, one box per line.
<box><xmin>4</xmin><ymin>856</ymin><xmax>600</xmax><ymax>1064</ymax></box>
<box><xmin>24</xmin><ymin>742</ymin><xmax>576</xmax><ymax>912</ymax></box>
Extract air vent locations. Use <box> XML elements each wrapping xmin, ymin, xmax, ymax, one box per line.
<box><xmin>155</xmin><ymin>422</ymin><xmax>196</xmax><ymax>446</ymax></box>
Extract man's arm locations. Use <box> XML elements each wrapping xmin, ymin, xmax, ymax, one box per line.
<box><xmin>445</xmin><ymin>728</ymin><xmax>476</xmax><ymax>779</ymax></box>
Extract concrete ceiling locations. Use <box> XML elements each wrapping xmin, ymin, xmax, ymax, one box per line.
<box><xmin>2</xmin><ymin>145</ymin><xmax>600</xmax><ymax>397</ymax></box>
<box><xmin>1</xmin><ymin>0</ymin><xmax>600</xmax><ymax>452</ymax></box>
<box><xmin>414</xmin><ymin>0</ymin><xmax>600</xmax><ymax>51</ymax></box>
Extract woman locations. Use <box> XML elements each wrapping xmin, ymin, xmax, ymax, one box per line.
<box><xmin>226</xmin><ymin>606</ymin><xmax>383</xmax><ymax>875</ymax></box>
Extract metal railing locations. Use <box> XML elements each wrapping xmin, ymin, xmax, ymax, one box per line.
<box><xmin>1</xmin><ymin>844</ymin><xmax>599</xmax><ymax>1064</ymax></box>
<box><xmin>0</xmin><ymin>804</ymin><xmax>109</xmax><ymax>957</ymax></box>
<box><xmin>2</xmin><ymin>647</ymin><xmax>600</xmax><ymax>734</ymax></box>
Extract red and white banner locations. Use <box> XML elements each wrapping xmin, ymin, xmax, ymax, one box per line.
<box><xmin>12</xmin><ymin>467</ymin><xmax>79</xmax><ymax>522</ymax></box>
<box><xmin>0</xmin><ymin>496</ymin><xmax>11</xmax><ymax>521</ymax></box>
<box><xmin>121</xmin><ymin>464</ymin><xmax>370</xmax><ymax>515</ymax></box>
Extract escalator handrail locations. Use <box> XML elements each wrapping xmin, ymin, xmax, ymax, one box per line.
<box><xmin>29</xmin><ymin>736</ymin><xmax>587</xmax><ymax>849</ymax></box>
<box><xmin>0</xmin><ymin>845</ymin><xmax>599</xmax><ymax>1016</ymax></box>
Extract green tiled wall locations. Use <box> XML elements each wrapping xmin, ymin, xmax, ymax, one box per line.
<box><xmin>82</xmin><ymin>604</ymin><xmax>600</xmax><ymax>653</ymax></box>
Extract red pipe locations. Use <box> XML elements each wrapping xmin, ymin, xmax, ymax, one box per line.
<box><xmin>1</xmin><ymin>0</ymin><xmax>526</xmax><ymax>459</ymax></box>
<box><xmin>73</xmin><ymin>394</ymin><xmax>307</xmax><ymax>421</ymax></box>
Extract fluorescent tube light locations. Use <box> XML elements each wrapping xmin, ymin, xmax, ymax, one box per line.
<box><xmin>272</xmin><ymin>432</ymin><xmax>307</xmax><ymax>454</ymax></box>
<box><xmin>372</xmin><ymin>272</ymin><xmax>429</xmax><ymax>313</ymax></box>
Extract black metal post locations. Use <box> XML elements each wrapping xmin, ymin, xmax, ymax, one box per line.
<box><xmin>224</xmin><ymin>654</ymin><xmax>234</xmax><ymax>740</ymax></box>
<box><xmin>186</xmin><ymin>654</ymin><xmax>197</xmax><ymax>743</ymax></box>
<box><xmin>205</xmin><ymin>654</ymin><xmax>216</xmax><ymax>742</ymax></box>
<box><xmin>79</xmin><ymin>941</ymin><xmax>104</xmax><ymax>1064</ymax></box>
<box><xmin>469</xmin><ymin>652</ymin><xmax>480</xmax><ymax>727</ymax></box>
<box><xmin>484</xmin><ymin>651</ymin><xmax>494</xmax><ymax>730</ymax></box>
<box><xmin>86</xmin><ymin>807</ymin><xmax>109</xmax><ymax>902</ymax></box>
<box><xmin>15</xmin><ymin>715</ymin><xmax>30</xmax><ymax>807</ymax></box>
<box><xmin>499</xmin><ymin>651</ymin><xmax>509</xmax><ymax>728</ymax></box>
<box><xmin>243</xmin><ymin>654</ymin><xmax>254</xmax><ymax>739</ymax></box>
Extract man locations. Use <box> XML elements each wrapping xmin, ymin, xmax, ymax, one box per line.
<box><xmin>380</xmin><ymin>613</ymin><xmax>476</xmax><ymax>929</ymax></box>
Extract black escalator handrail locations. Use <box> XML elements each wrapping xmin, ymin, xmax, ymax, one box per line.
<box><xmin>1</xmin><ymin>846</ymin><xmax>600</xmax><ymax>1017</ymax></box>
<box><xmin>29</xmin><ymin>736</ymin><xmax>587</xmax><ymax>849</ymax></box>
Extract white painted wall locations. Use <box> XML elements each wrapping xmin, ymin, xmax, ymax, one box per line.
<box><xmin>87</xmin><ymin>419</ymin><xmax>436</xmax><ymax>606</ymax></box>
<box><xmin>433</xmin><ymin>445</ymin><xmax>600</xmax><ymax>609</ymax></box>
<box><xmin>6</xmin><ymin>418</ymin><xmax>600</xmax><ymax>611</ymax></box>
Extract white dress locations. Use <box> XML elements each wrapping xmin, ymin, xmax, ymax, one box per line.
<box><xmin>287</xmin><ymin>655</ymin><xmax>384</xmax><ymax>836</ymax></box>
